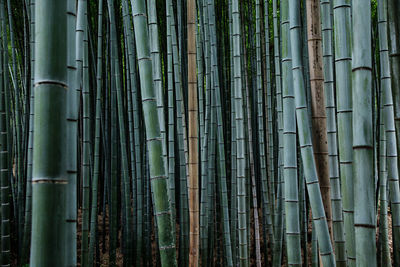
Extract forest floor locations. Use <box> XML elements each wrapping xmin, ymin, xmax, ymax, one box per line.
<box><xmin>61</xmin><ymin>206</ymin><xmax>396</xmax><ymax>266</ymax></box>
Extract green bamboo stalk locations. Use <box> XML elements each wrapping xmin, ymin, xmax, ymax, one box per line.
<box><xmin>280</xmin><ymin>0</ymin><xmax>301</xmax><ymax>265</ymax></box>
<box><xmin>166</xmin><ymin>0</ymin><xmax>176</xmax><ymax>223</ymax></box>
<box><xmin>81</xmin><ymin>2</ymin><xmax>90</xmax><ymax>265</ymax></box>
<box><xmin>288</xmin><ymin>0</ymin><xmax>335</xmax><ymax>265</ymax></box>
<box><xmin>65</xmin><ymin>0</ymin><xmax>81</xmax><ymax>264</ymax></box>
<box><xmin>333</xmin><ymin>0</ymin><xmax>355</xmax><ymax>265</ymax></box>
<box><xmin>380</xmin><ymin>0</ymin><xmax>400</xmax><ymax>262</ymax></box>
<box><xmin>352</xmin><ymin>1</ymin><xmax>376</xmax><ymax>266</ymax></box>
<box><xmin>387</xmin><ymin>2</ymin><xmax>400</xmax><ymax>260</ymax></box>
<box><xmin>231</xmin><ymin>1</ymin><xmax>248</xmax><ymax>266</ymax></box>
<box><xmin>378</xmin><ymin>93</ymin><xmax>390</xmax><ymax>266</ymax></box>
<box><xmin>199</xmin><ymin>61</ymin><xmax>211</xmax><ymax>267</ymax></box>
<box><xmin>311</xmin><ymin>222</ymin><xmax>319</xmax><ymax>267</ymax></box>
<box><xmin>30</xmin><ymin>0</ymin><xmax>68</xmax><ymax>265</ymax></box>
<box><xmin>88</xmin><ymin>0</ymin><xmax>103</xmax><ymax>265</ymax></box>
<box><xmin>228</xmin><ymin>1</ymin><xmax>239</xmax><ymax>264</ymax></box>
<box><xmin>195</xmin><ymin>10</ymin><xmax>205</xmax><ymax>263</ymax></box>
<box><xmin>146</xmin><ymin>0</ymin><xmax>167</xmax><ymax>180</ymax></box>
<box><xmin>21</xmin><ymin>0</ymin><xmax>35</xmax><ymax>263</ymax></box>
<box><xmin>320</xmin><ymin>0</ymin><xmax>346</xmax><ymax>265</ymax></box>
<box><xmin>272</xmin><ymin>1</ymin><xmax>284</xmax><ymax>263</ymax></box>
<box><xmin>0</xmin><ymin>2</ymin><xmax>9</xmax><ymax>265</ymax></box>
<box><xmin>1</xmin><ymin>0</ymin><xmax>9</xmax><ymax>202</ymax></box>
<box><xmin>131</xmin><ymin>1</ymin><xmax>177</xmax><ymax>265</ymax></box>
<box><xmin>207</xmin><ymin>87</ymin><xmax>216</xmax><ymax>263</ymax></box>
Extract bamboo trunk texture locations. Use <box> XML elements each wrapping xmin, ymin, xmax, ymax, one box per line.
<box><xmin>30</xmin><ymin>0</ymin><xmax>68</xmax><ymax>266</ymax></box>
<box><xmin>281</xmin><ymin>0</ymin><xmax>301</xmax><ymax>265</ymax></box>
<box><xmin>352</xmin><ymin>1</ymin><xmax>376</xmax><ymax>266</ymax></box>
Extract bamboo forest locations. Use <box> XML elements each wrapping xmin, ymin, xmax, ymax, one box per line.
<box><xmin>1</xmin><ymin>0</ymin><xmax>400</xmax><ymax>266</ymax></box>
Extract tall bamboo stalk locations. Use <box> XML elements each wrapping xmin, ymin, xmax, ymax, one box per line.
<box><xmin>387</xmin><ymin>7</ymin><xmax>400</xmax><ymax>263</ymax></box>
<box><xmin>333</xmin><ymin>0</ymin><xmax>355</xmax><ymax>265</ymax></box>
<box><xmin>131</xmin><ymin>0</ymin><xmax>177</xmax><ymax>265</ymax></box>
<box><xmin>30</xmin><ymin>0</ymin><xmax>68</xmax><ymax>265</ymax></box>
<box><xmin>187</xmin><ymin>0</ymin><xmax>199</xmax><ymax>265</ymax></box>
<box><xmin>281</xmin><ymin>0</ymin><xmax>301</xmax><ymax>265</ymax></box>
<box><xmin>380</xmin><ymin>0</ymin><xmax>400</xmax><ymax>262</ymax></box>
<box><xmin>81</xmin><ymin>2</ymin><xmax>90</xmax><ymax>265</ymax></box>
<box><xmin>352</xmin><ymin>1</ymin><xmax>376</xmax><ymax>266</ymax></box>
<box><xmin>88</xmin><ymin>0</ymin><xmax>103</xmax><ymax>265</ymax></box>
<box><xmin>65</xmin><ymin>0</ymin><xmax>78</xmax><ymax>264</ymax></box>
<box><xmin>231</xmin><ymin>0</ymin><xmax>248</xmax><ymax>266</ymax></box>
<box><xmin>0</xmin><ymin>1</ymin><xmax>9</xmax><ymax>265</ymax></box>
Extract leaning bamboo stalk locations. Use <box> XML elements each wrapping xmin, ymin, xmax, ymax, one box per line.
<box><xmin>21</xmin><ymin>0</ymin><xmax>35</xmax><ymax>263</ymax></box>
<box><xmin>288</xmin><ymin>0</ymin><xmax>335</xmax><ymax>265</ymax></box>
<box><xmin>131</xmin><ymin>0</ymin><xmax>177</xmax><ymax>265</ymax></box>
<box><xmin>199</xmin><ymin>0</ymin><xmax>212</xmax><ymax>263</ymax></box>
<box><xmin>88</xmin><ymin>0</ymin><xmax>103</xmax><ymax>265</ymax></box>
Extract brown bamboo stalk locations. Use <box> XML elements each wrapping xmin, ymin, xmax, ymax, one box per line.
<box><xmin>306</xmin><ymin>0</ymin><xmax>333</xmax><ymax>239</ymax></box>
<box><xmin>187</xmin><ymin>0</ymin><xmax>199</xmax><ymax>265</ymax></box>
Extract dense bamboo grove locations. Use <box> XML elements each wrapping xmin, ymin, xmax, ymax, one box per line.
<box><xmin>0</xmin><ymin>0</ymin><xmax>399</xmax><ymax>266</ymax></box>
